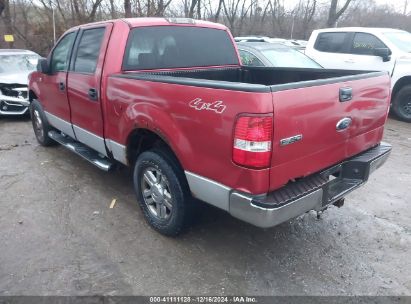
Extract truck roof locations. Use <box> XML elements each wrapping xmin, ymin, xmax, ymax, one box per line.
<box><xmin>73</xmin><ymin>17</ymin><xmax>228</xmax><ymax>31</ymax></box>
<box><xmin>313</xmin><ymin>27</ymin><xmax>406</xmax><ymax>34</ymax></box>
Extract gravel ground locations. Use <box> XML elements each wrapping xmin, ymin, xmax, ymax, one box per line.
<box><xmin>0</xmin><ymin>116</ymin><xmax>410</xmax><ymax>296</ymax></box>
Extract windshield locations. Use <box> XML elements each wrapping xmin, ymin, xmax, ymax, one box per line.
<box><xmin>261</xmin><ymin>48</ymin><xmax>322</xmax><ymax>68</ymax></box>
<box><xmin>0</xmin><ymin>54</ymin><xmax>39</xmax><ymax>74</ymax></box>
<box><xmin>383</xmin><ymin>31</ymin><xmax>411</xmax><ymax>52</ymax></box>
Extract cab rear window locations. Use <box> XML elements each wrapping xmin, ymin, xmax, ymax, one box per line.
<box><xmin>122</xmin><ymin>26</ymin><xmax>239</xmax><ymax>70</ymax></box>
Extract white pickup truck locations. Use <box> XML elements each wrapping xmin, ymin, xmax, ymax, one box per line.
<box><xmin>305</xmin><ymin>27</ymin><xmax>411</xmax><ymax>122</ymax></box>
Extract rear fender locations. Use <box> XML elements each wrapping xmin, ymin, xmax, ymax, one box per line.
<box><xmin>120</xmin><ymin>102</ymin><xmax>192</xmax><ymax>168</ymax></box>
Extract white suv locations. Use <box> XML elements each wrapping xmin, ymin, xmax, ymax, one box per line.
<box><xmin>306</xmin><ymin>27</ymin><xmax>411</xmax><ymax>122</ymax></box>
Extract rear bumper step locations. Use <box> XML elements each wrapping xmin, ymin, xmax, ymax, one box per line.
<box><xmin>229</xmin><ymin>142</ymin><xmax>392</xmax><ymax>228</ymax></box>
<box><xmin>48</xmin><ymin>131</ymin><xmax>114</xmax><ymax>171</ymax></box>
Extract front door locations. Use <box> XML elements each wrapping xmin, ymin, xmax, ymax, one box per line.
<box><xmin>346</xmin><ymin>32</ymin><xmax>395</xmax><ymax>73</ymax></box>
<box><xmin>67</xmin><ymin>25</ymin><xmax>112</xmax><ymax>156</ymax></box>
<box><xmin>40</xmin><ymin>31</ymin><xmax>77</xmax><ymax>137</ymax></box>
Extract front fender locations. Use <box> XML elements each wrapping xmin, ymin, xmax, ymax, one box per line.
<box><xmin>28</xmin><ymin>71</ymin><xmax>43</xmax><ymax>102</ymax></box>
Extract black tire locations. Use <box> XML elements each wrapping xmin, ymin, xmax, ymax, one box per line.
<box><xmin>392</xmin><ymin>85</ymin><xmax>411</xmax><ymax>123</ymax></box>
<box><xmin>133</xmin><ymin>149</ymin><xmax>193</xmax><ymax>236</ymax></box>
<box><xmin>30</xmin><ymin>100</ymin><xmax>56</xmax><ymax>146</ymax></box>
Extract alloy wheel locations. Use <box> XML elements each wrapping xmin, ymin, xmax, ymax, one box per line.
<box><xmin>141</xmin><ymin>167</ymin><xmax>173</xmax><ymax>220</ymax></box>
<box><xmin>33</xmin><ymin>109</ymin><xmax>44</xmax><ymax>141</ymax></box>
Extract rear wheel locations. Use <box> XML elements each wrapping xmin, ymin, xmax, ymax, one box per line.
<box><xmin>392</xmin><ymin>85</ymin><xmax>411</xmax><ymax>123</ymax></box>
<box><xmin>30</xmin><ymin>100</ymin><xmax>55</xmax><ymax>146</ymax></box>
<box><xmin>133</xmin><ymin>149</ymin><xmax>192</xmax><ymax>236</ymax></box>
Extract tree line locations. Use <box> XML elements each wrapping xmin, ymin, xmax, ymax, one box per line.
<box><xmin>0</xmin><ymin>0</ymin><xmax>409</xmax><ymax>56</ymax></box>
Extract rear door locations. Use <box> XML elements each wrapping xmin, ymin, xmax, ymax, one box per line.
<box><xmin>67</xmin><ymin>24</ymin><xmax>113</xmax><ymax>156</ymax></box>
<box><xmin>307</xmin><ymin>32</ymin><xmax>353</xmax><ymax>69</ymax></box>
<box><xmin>268</xmin><ymin>73</ymin><xmax>390</xmax><ymax>191</ymax></box>
<box><xmin>39</xmin><ymin>31</ymin><xmax>77</xmax><ymax>137</ymax></box>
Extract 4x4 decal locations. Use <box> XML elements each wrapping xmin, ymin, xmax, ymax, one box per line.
<box><xmin>189</xmin><ymin>98</ymin><xmax>226</xmax><ymax>114</ymax></box>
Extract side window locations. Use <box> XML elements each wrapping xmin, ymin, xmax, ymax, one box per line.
<box><xmin>239</xmin><ymin>50</ymin><xmax>264</xmax><ymax>67</ymax></box>
<box><xmin>351</xmin><ymin>33</ymin><xmax>387</xmax><ymax>55</ymax></box>
<box><xmin>50</xmin><ymin>32</ymin><xmax>75</xmax><ymax>73</ymax></box>
<box><xmin>314</xmin><ymin>32</ymin><xmax>349</xmax><ymax>53</ymax></box>
<box><xmin>73</xmin><ymin>28</ymin><xmax>105</xmax><ymax>74</ymax></box>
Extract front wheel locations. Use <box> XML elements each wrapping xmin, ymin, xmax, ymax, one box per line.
<box><xmin>30</xmin><ymin>100</ymin><xmax>55</xmax><ymax>146</ymax></box>
<box><xmin>133</xmin><ymin>149</ymin><xmax>192</xmax><ymax>236</ymax></box>
<box><xmin>392</xmin><ymin>85</ymin><xmax>411</xmax><ymax>123</ymax></box>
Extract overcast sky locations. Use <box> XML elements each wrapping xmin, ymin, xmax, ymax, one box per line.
<box><xmin>374</xmin><ymin>0</ymin><xmax>407</xmax><ymax>12</ymax></box>
<box><xmin>284</xmin><ymin>0</ymin><xmax>409</xmax><ymax>14</ymax></box>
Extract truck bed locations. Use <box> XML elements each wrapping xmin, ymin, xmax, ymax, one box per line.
<box><xmin>109</xmin><ymin>66</ymin><xmax>389</xmax><ymax>194</ymax></box>
<box><xmin>116</xmin><ymin>66</ymin><xmax>384</xmax><ymax>92</ymax></box>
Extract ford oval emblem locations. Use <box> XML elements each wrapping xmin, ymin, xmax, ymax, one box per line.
<box><xmin>336</xmin><ymin>117</ymin><xmax>352</xmax><ymax>131</ymax></box>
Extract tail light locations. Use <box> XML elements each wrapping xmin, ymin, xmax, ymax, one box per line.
<box><xmin>233</xmin><ymin>115</ymin><xmax>273</xmax><ymax>169</ymax></box>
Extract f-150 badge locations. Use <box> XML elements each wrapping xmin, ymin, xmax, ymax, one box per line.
<box><xmin>189</xmin><ymin>98</ymin><xmax>226</xmax><ymax>114</ymax></box>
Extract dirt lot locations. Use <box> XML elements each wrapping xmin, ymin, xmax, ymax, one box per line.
<box><xmin>0</xmin><ymin>116</ymin><xmax>410</xmax><ymax>296</ymax></box>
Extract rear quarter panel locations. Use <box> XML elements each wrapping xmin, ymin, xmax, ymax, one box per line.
<box><xmin>105</xmin><ymin>76</ymin><xmax>274</xmax><ymax>194</ymax></box>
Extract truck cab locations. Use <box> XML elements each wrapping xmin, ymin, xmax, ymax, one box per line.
<box><xmin>306</xmin><ymin>27</ymin><xmax>411</xmax><ymax>122</ymax></box>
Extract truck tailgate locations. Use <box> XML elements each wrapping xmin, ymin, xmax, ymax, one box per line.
<box><xmin>269</xmin><ymin>73</ymin><xmax>390</xmax><ymax>191</ymax></box>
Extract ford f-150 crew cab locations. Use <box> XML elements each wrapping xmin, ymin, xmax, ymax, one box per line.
<box><xmin>29</xmin><ymin>18</ymin><xmax>392</xmax><ymax>236</ymax></box>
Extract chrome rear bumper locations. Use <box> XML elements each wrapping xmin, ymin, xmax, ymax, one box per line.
<box><xmin>229</xmin><ymin>142</ymin><xmax>392</xmax><ymax>228</ymax></box>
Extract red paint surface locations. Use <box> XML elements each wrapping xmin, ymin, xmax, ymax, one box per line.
<box><xmin>29</xmin><ymin>18</ymin><xmax>391</xmax><ymax>195</ymax></box>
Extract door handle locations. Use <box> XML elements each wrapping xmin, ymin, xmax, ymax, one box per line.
<box><xmin>339</xmin><ymin>87</ymin><xmax>352</xmax><ymax>102</ymax></box>
<box><xmin>58</xmin><ymin>82</ymin><xmax>65</xmax><ymax>91</ymax></box>
<box><xmin>344</xmin><ymin>59</ymin><xmax>355</xmax><ymax>63</ymax></box>
<box><xmin>88</xmin><ymin>88</ymin><xmax>98</xmax><ymax>101</ymax></box>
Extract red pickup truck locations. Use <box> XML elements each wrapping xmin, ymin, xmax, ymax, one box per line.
<box><xmin>29</xmin><ymin>18</ymin><xmax>392</xmax><ymax>236</ymax></box>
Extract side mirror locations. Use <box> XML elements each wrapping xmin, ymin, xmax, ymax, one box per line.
<box><xmin>374</xmin><ymin>48</ymin><xmax>391</xmax><ymax>62</ymax></box>
<box><xmin>37</xmin><ymin>58</ymin><xmax>50</xmax><ymax>74</ymax></box>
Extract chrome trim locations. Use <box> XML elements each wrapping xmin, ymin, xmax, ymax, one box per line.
<box><xmin>185</xmin><ymin>143</ymin><xmax>391</xmax><ymax>228</ymax></box>
<box><xmin>43</xmin><ymin>111</ymin><xmax>127</xmax><ymax>162</ymax></box>
<box><xmin>229</xmin><ymin>189</ymin><xmax>323</xmax><ymax>228</ymax></box>
<box><xmin>48</xmin><ymin>130</ymin><xmax>114</xmax><ymax>172</ymax></box>
<box><xmin>93</xmin><ymin>160</ymin><xmax>112</xmax><ymax>171</ymax></box>
<box><xmin>0</xmin><ymin>95</ymin><xmax>30</xmax><ymax>107</ymax></box>
<box><xmin>185</xmin><ymin>171</ymin><xmax>231</xmax><ymax>211</ymax></box>
<box><xmin>0</xmin><ymin>91</ymin><xmax>30</xmax><ymax>115</ymax></box>
<box><xmin>0</xmin><ymin>100</ymin><xmax>29</xmax><ymax>115</ymax></box>
<box><xmin>106</xmin><ymin>139</ymin><xmax>127</xmax><ymax>165</ymax></box>
<box><xmin>280</xmin><ymin>134</ymin><xmax>303</xmax><ymax>146</ymax></box>
<box><xmin>73</xmin><ymin>125</ymin><xmax>107</xmax><ymax>157</ymax></box>
<box><xmin>336</xmin><ymin>117</ymin><xmax>352</xmax><ymax>131</ymax></box>
<box><xmin>44</xmin><ymin>111</ymin><xmax>75</xmax><ymax>138</ymax></box>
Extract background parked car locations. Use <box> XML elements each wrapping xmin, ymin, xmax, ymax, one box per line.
<box><xmin>234</xmin><ymin>36</ymin><xmax>272</xmax><ymax>42</ymax></box>
<box><xmin>237</xmin><ymin>42</ymin><xmax>322</xmax><ymax>68</ymax></box>
<box><xmin>0</xmin><ymin>49</ymin><xmax>40</xmax><ymax>116</ymax></box>
<box><xmin>234</xmin><ymin>37</ymin><xmax>307</xmax><ymax>50</ymax></box>
<box><xmin>305</xmin><ymin>27</ymin><xmax>411</xmax><ymax>122</ymax></box>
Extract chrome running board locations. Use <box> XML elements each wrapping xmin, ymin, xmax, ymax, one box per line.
<box><xmin>48</xmin><ymin>130</ymin><xmax>114</xmax><ymax>171</ymax></box>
